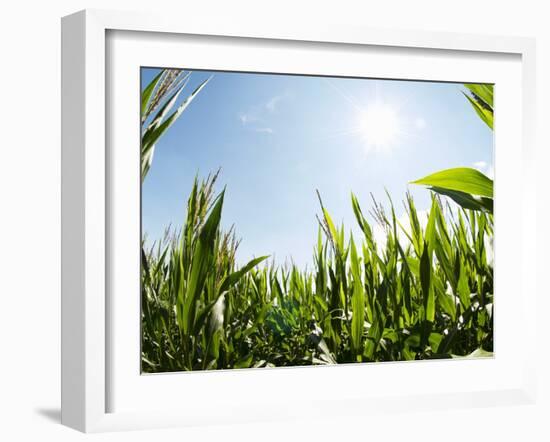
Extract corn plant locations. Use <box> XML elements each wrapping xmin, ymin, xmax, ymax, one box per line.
<box><xmin>141</xmin><ymin>69</ymin><xmax>211</xmax><ymax>181</ymax></box>
<box><xmin>141</xmin><ymin>172</ymin><xmax>268</xmax><ymax>371</ymax></box>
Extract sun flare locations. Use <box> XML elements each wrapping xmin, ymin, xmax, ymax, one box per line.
<box><xmin>358</xmin><ymin>102</ymin><xmax>400</xmax><ymax>150</ymax></box>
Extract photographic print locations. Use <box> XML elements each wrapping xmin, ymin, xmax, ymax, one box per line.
<box><xmin>140</xmin><ymin>68</ymin><xmax>494</xmax><ymax>373</ymax></box>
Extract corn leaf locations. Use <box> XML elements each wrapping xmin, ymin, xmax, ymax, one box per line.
<box><xmin>430</xmin><ymin>186</ymin><xmax>493</xmax><ymax>213</ymax></box>
<box><xmin>464</xmin><ymin>83</ymin><xmax>493</xmax><ymax>108</ymax></box>
<box><xmin>141</xmin><ymin>70</ymin><xmax>164</xmax><ymax>117</ymax></box>
<box><xmin>411</xmin><ymin>167</ymin><xmax>493</xmax><ymax>198</ymax></box>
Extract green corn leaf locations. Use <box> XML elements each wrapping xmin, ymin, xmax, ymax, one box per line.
<box><xmin>411</xmin><ymin>167</ymin><xmax>493</xmax><ymax>198</ymax></box>
<box><xmin>323</xmin><ymin>208</ymin><xmax>338</xmax><ymax>245</ymax></box>
<box><xmin>428</xmin><ymin>332</ymin><xmax>443</xmax><ymax>353</ymax></box>
<box><xmin>431</xmin><ymin>187</ymin><xmax>493</xmax><ymax>214</ymax></box>
<box><xmin>351</xmin><ymin>286</ymin><xmax>365</xmax><ymax>361</ymax></box>
<box><xmin>464</xmin><ymin>84</ymin><xmax>493</xmax><ymax>108</ymax></box>
<box><xmin>405</xmin><ymin>193</ymin><xmax>424</xmax><ymax>258</ymax></box>
<box><xmin>351</xmin><ymin>193</ymin><xmax>374</xmax><ymax>249</ymax></box>
<box><xmin>420</xmin><ymin>241</ymin><xmax>434</xmax><ymax>323</ymax></box>
<box><xmin>364</xmin><ymin>303</ymin><xmax>384</xmax><ymax>359</ymax></box>
<box><xmin>463</xmin><ymin>92</ymin><xmax>493</xmax><ymax>129</ymax></box>
<box><xmin>349</xmin><ymin>237</ymin><xmax>365</xmax><ymax>359</ymax></box>
<box><xmin>457</xmin><ymin>262</ymin><xmax>471</xmax><ymax>310</ymax></box>
<box><xmin>141</xmin><ymin>70</ymin><xmax>164</xmax><ymax>118</ymax></box>
<box><xmin>349</xmin><ymin>235</ymin><xmax>361</xmax><ymax>280</ymax></box>
<box><xmin>437</xmin><ymin>291</ymin><xmax>457</xmax><ymax>322</ymax></box>
<box><xmin>234</xmin><ymin>354</ymin><xmax>254</xmax><ymax>369</ymax></box>
<box><xmin>141</xmin><ymin>144</ymin><xmax>156</xmax><ymax>181</ymax></box>
<box><xmin>218</xmin><ymin>255</ymin><xmax>270</xmax><ymax>295</ymax></box>
<box><xmin>424</xmin><ymin>198</ymin><xmax>438</xmax><ymax>253</ymax></box>
<box><xmin>401</xmin><ymin>272</ymin><xmax>412</xmax><ymax>322</ymax></box>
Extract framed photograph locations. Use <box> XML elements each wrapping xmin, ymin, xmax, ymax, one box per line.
<box><xmin>61</xmin><ymin>9</ymin><xmax>537</xmax><ymax>432</ymax></box>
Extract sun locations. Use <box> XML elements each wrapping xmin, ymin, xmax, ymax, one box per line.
<box><xmin>358</xmin><ymin>102</ymin><xmax>400</xmax><ymax>151</ymax></box>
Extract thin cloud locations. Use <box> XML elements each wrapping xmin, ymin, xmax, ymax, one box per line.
<box><xmin>255</xmin><ymin>127</ymin><xmax>274</xmax><ymax>134</ymax></box>
<box><xmin>239</xmin><ymin>113</ymin><xmax>258</xmax><ymax>125</ymax></box>
<box><xmin>238</xmin><ymin>92</ymin><xmax>289</xmax><ymax>133</ymax></box>
<box><xmin>266</xmin><ymin>95</ymin><xmax>283</xmax><ymax>112</ymax></box>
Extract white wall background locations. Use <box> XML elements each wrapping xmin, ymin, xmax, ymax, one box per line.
<box><xmin>0</xmin><ymin>1</ymin><xmax>547</xmax><ymax>440</ymax></box>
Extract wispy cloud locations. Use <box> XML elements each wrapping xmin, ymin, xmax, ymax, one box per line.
<box><xmin>265</xmin><ymin>95</ymin><xmax>283</xmax><ymax>112</ymax></box>
<box><xmin>255</xmin><ymin>127</ymin><xmax>274</xmax><ymax>134</ymax></box>
<box><xmin>238</xmin><ymin>92</ymin><xmax>290</xmax><ymax>134</ymax></box>
<box><xmin>239</xmin><ymin>113</ymin><xmax>258</xmax><ymax>125</ymax></box>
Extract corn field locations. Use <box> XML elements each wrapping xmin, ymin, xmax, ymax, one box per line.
<box><xmin>141</xmin><ymin>172</ymin><xmax>493</xmax><ymax>372</ymax></box>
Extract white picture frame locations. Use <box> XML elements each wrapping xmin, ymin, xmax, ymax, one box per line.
<box><xmin>61</xmin><ymin>9</ymin><xmax>537</xmax><ymax>433</ymax></box>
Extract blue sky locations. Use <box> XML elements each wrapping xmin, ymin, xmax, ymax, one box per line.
<box><xmin>141</xmin><ymin>68</ymin><xmax>493</xmax><ymax>268</ymax></box>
